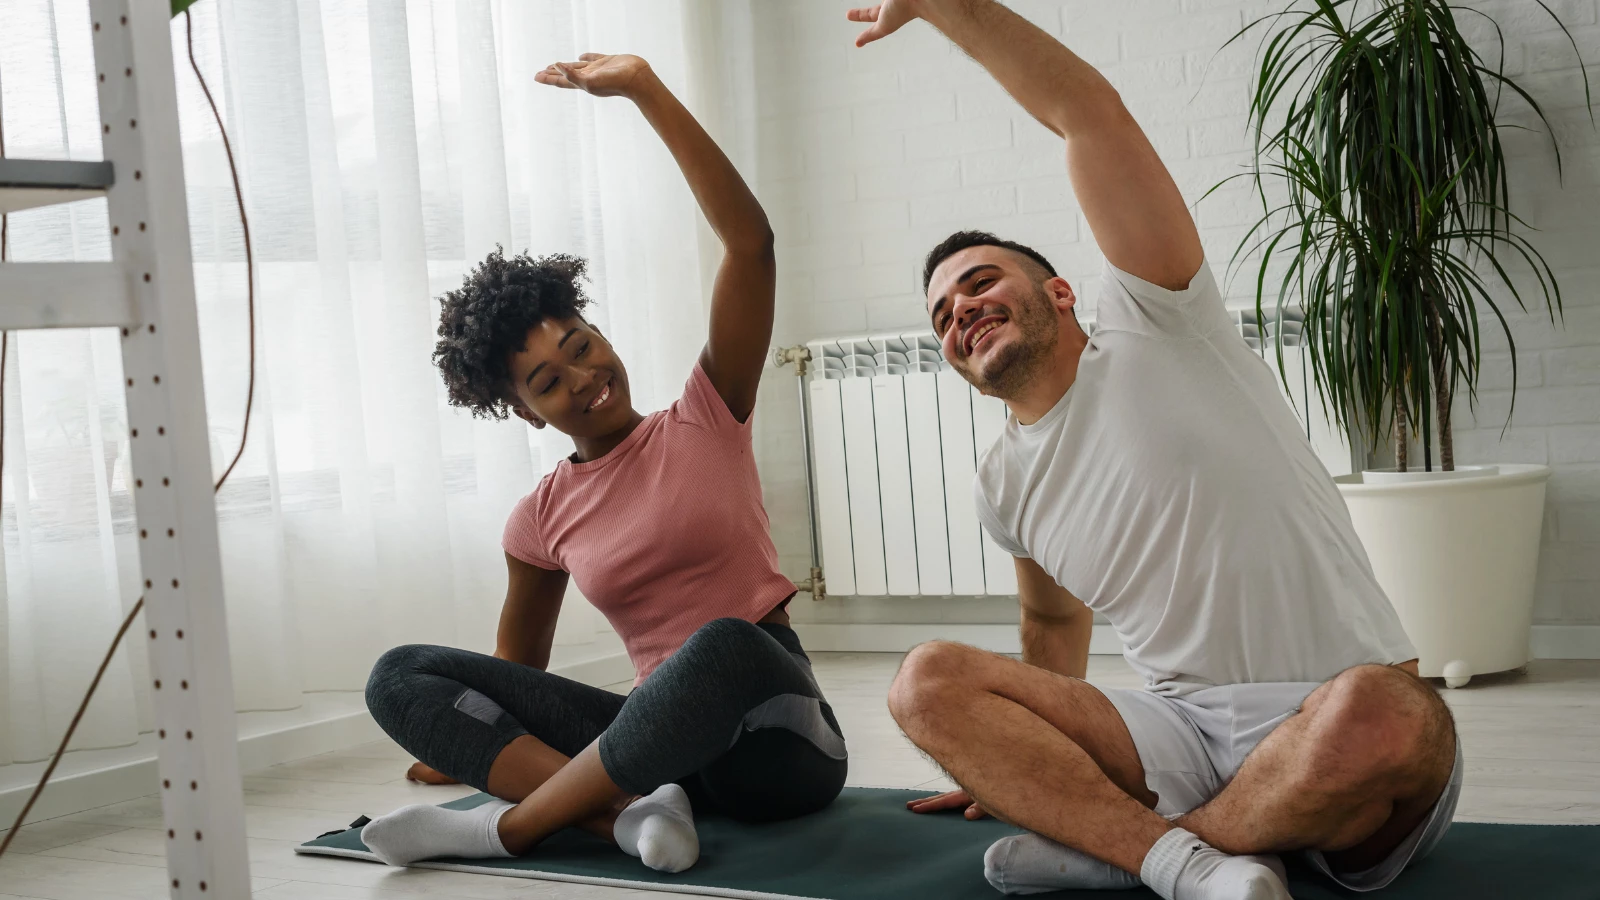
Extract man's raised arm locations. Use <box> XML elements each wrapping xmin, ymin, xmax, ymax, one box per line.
<box><xmin>850</xmin><ymin>0</ymin><xmax>1203</xmax><ymax>290</ymax></box>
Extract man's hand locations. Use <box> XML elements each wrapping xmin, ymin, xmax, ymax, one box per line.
<box><xmin>847</xmin><ymin>1</ymin><xmax>922</xmax><ymax>47</ymax></box>
<box><xmin>907</xmin><ymin>788</ymin><xmax>989</xmax><ymax>820</ymax></box>
<box><xmin>852</xmin><ymin>0</ymin><xmax>1202</xmax><ymax>289</ymax></box>
<box><xmin>535</xmin><ymin>53</ymin><xmax>654</xmax><ymax>99</ymax></box>
<box><xmin>406</xmin><ymin>761</ymin><xmax>459</xmax><ymax>785</ymax></box>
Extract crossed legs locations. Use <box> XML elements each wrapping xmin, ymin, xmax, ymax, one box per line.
<box><xmin>1175</xmin><ymin>662</ymin><xmax>1456</xmax><ymax>870</ymax></box>
<box><xmin>888</xmin><ymin>642</ymin><xmax>1455</xmax><ymax>891</ymax></box>
<box><xmin>360</xmin><ymin>620</ymin><xmax>846</xmax><ymax>869</ymax></box>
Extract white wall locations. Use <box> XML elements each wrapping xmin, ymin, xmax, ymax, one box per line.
<box><xmin>748</xmin><ymin>0</ymin><xmax>1600</xmax><ymax>631</ymax></box>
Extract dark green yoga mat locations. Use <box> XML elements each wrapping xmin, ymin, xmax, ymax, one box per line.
<box><xmin>296</xmin><ymin>787</ymin><xmax>1600</xmax><ymax>899</ymax></box>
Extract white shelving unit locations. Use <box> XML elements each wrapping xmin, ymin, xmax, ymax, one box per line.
<box><xmin>1</xmin><ymin>2</ymin><xmax>250</xmax><ymax>896</ymax></box>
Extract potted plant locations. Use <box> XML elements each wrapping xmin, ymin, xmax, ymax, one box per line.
<box><xmin>1228</xmin><ymin>0</ymin><xmax>1589</xmax><ymax>686</ymax></box>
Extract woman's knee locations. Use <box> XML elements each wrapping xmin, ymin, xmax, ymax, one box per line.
<box><xmin>666</xmin><ymin>617</ymin><xmax>786</xmax><ymax>687</ymax></box>
<box><xmin>365</xmin><ymin>644</ymin><xmax>447</xmax><ymax>722</ymax></box>
<box><xmin>683</xmin><ymin>617</ymin><xmax>768</xmax><ymax>654</ymax></box>
<box><xmin>368</xmin><ymin>644</ymin><xmax>422</xmax><ymax>697</ymax></box>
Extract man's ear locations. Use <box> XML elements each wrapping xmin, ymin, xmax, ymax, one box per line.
<box><xmin>511</xmin><ymin>403</ymin><xmax>546</xmax><ymax>430</ymax></box>
<box><xmin>1045</xmin><ymin>276</ymin><xmax>1076</xmax><ymax>312</ymax></box>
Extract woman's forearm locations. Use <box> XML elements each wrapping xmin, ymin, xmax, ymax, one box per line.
<box><xmin>629</xmin><ymin>71</ymin><xmax>772</xmax><ymax>254</ymax></box>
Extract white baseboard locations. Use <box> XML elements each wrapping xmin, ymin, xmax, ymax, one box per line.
<box><xmin>794</xmin><ymin>622</ymin><xmax>1123</xmax><ymax>655</ymax></box>
<box><xmin>1</xmin><ymin>703</ymin><xmax>384</xmax><ymax>827</ymax></box>
<box><xmin>800</xmin><ymin>623</ymin><xmax>1600</xmax><ymax>661</ymax></box>
<box><xmin>1531</xmin><ymin>625</ymin><xmax>1600</xmax><ymax>659</ymax></box>
<box><xmin>0</xmin><ymin>650</ymin><xmax>635</xmax><ymax>828</ymax></box>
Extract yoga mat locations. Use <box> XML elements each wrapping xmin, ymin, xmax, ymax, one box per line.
<box><xmin>296</xmin><ymin>787</ymin><xmax>1600</xmax><ymax>900</ymax></box>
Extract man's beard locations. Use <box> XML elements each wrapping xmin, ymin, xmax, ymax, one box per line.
<box><xmin>967</xmin><ymin>286</ymin><xmax>1058</xmax><ymax>399</ymax></box>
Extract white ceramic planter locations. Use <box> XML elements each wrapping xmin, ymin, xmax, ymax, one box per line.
<box><xmin>1335</xmin><ymin>464</ymin><xmax>1550</xmax><ymax>687</ymax></box>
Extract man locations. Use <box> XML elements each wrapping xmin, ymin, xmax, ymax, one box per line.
<box><xmin>847</xmin><ymin>2</ymin><xmax>1461</xmax><ymax>899</ymax></box>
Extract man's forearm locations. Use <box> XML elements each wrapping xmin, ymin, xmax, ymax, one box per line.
<box><xmin>1021</xmin><ymin>607</ymin><xmax>1092</xmax><ymax>679</ymax></box>
<box><xmin>913</xmin><ymin>0</ymin><xmax>1123</xmax><ymax>138</ymax></box>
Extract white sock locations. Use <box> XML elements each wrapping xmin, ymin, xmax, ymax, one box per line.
<box><xmin>360</xmin><ymin>799</ymin><xmax>515</xmax><ymax>866</ymax></box>
<box><xmin>1140</xmin><ymin>828</ymin><xmax>1290</xmax><ymax>900</ymax></box>
<box><xmin>613</xmin><ymin>783</ymin><xmax>699</xmax><ymax>873</ymax></box>
<box><xmin>985</xmin><ymin>832</ymin><xmax>1142</xmax><ymax>893</ymax></box>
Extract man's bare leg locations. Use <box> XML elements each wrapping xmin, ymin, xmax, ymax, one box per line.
<box><xmin>894</xmin><ymin>646</ymin><xmax>1453</xmax><ymax>893</ymax></box>
<box><xmin>890</xmin><ymin>641</ymin><xmax>1176</xmax><ymax>872</ymax></box>
<box><xmin>1177</xmin><ymin>665</ymin><xmax>1457</xmax><ymax>871</ymax></box>
<box><xmin>891</xmin><ymin>642</ymin><xmax>1300</xmax><ymax>899</ymax></box>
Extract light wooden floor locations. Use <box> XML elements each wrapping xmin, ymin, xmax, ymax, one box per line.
<box><xmin>3</xmin><ymin>654</ymin><xmax>1598</xmax><ymax>899</ymax></box>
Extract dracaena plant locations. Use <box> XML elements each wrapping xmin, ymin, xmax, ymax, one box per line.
<box><xmin>1223</xmin><ymin>0</ymin><xmax>1589</xmax><ymax>471</ymax></box>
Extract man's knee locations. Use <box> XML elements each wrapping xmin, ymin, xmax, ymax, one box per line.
<box><xmin>1305</xmin><ymin>665</ymin><xmax>1453</xmax><ymax>782</ymax></box>
<box><xmin>888</xmin><ymin>640</ymin><xmax>980</xmax><ymax>725</ymax></box>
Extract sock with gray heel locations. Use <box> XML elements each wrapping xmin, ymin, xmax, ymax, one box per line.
<box><xmin>1140</xmin><ymin>827</ymin><xmax>1290</xmax><ymax>900</ymax></box>
<box><xmin>984</xmin><ymin>831</ymin><xmax>1142</xmax><ymax>893</ymax></box>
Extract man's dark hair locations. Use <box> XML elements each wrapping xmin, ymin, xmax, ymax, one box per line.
<box><xmin>433</xmin><ymin>247</ymin><xmax>592</xmax><ymax>420</ymax></box>
<box><xmin>922</xmin><ymin>230</ymin><xmax>1058</xmax><ymax>292</ymax></box>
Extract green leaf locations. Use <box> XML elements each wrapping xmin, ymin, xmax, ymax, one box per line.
<box><xmin>1221</xmin><ymin>0</ymin><xmax>1590</xmax><ymax>468</ymax></box>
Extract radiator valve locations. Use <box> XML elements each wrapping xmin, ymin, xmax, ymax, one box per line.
<box><xmin>773</xmin><ymin>345</ymin><xmax>812</xmax><ymax>378</ymax></box>
<box><xmin>794</xmin><ymin>567</ymin><xmax>826</xmax><ymax>602</ymax></box>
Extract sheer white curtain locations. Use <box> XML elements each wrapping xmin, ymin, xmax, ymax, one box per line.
<box><xmin>0</xmin><ymin>0</ymin><xmax>752</xmax><ymax>775</ymax></box>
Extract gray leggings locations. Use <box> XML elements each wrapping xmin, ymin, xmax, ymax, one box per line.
<box><xmin>365</xmin><ymin>618</ymin><xmax>847</xmax><ymax>823</ymax></box>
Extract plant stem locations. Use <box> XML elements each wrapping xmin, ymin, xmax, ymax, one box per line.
<box><xmin>1396</xmin><ymin>387</ymin><xmax>1409</xmax><ymax>473</ymax></box>
<box><xmin>1427</xmin><ymin>297</ymin><xmax>1454</xmax><ymax>471</ymax></box>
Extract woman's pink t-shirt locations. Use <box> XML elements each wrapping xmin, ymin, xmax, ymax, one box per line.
<box><xmin>502</xmin><ymin>363</ymin><xmax>796</xmax><ymax>684</ymax></box>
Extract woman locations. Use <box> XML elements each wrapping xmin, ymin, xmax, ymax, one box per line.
<box><xmin>359</xmin><ymin>53</ymin><xmax>845</xmax><ymax>873</ymax></box>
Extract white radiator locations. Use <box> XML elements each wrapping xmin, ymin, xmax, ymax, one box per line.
<box><xmin>805</xmin><ymin>332</ymin><xmax>1017</xmax><ymax>598</ymax></box>
<box><xmin>800</xmin><ymin>315</ymin><xmax>1348</xmax><ymax>599</ymax></box>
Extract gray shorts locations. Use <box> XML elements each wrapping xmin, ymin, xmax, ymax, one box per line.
<box><xmin>1104</xmin><ymin>681</ymin><xmax>1463</xmax><ymax>892</ymax></box>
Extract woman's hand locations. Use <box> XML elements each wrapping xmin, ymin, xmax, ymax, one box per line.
<box><xmin>535</xmin><ymin>53</ymin><xmax>655</xmax><ymax>99</ymax></box>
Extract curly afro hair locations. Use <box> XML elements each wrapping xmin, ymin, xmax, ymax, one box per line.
<box><xmin>433</xmin><ymin>248</ymin><xmax>593</xmax><ymax>420</ymax></box>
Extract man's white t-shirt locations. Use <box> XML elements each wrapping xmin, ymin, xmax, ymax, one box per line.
<box><xmin>974</xmin><ymin>259</ymin><xmax>1416</xmax><ymax>696</ymax></box>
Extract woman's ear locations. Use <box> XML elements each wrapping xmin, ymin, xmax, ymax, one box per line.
<box><xmin>512</xmin><ymin>403</ymin><xmax>546</xmax><ymax>430</ymax></box>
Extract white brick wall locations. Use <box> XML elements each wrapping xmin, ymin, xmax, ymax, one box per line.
<box><xmin>749</xmin><ymin>0</ymin><xmax>1600</xmax><ymax>629</ymax></box>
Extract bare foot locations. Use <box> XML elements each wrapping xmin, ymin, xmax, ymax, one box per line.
<box><xmin>406</xmin><ymin>761</ymin><xmax>460</xmax><ymax>785</ymax></box>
